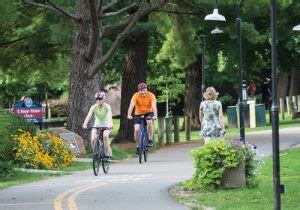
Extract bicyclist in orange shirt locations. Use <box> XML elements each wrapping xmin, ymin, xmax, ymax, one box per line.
<box><xmin>127</xmin><ymin>83</ymin><xmax>158</xmax><ymax>155</ymax></box>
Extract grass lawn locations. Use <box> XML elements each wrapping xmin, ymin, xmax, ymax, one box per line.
<box><xmin>173</xmin><ymin>147</ymin><xmax>300</xmax><ymax>210</ymax></box>
<box><xmin>0</xmin><ymin>170</ymin><xmax>65</xmax><ymax>189</ymax></box>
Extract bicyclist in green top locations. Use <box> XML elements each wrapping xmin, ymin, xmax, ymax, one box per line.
<box><xmin>83</xmin><ymin>91</ymin><xmax>113</xmax><ymax>159</ymax></box>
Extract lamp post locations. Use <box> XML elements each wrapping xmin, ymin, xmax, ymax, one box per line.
<box><xmin>271</xmin><ymin>0</ymin><xmax>284</xmax><ymax>209</ymax></box>
<box><xmin>237</xmin><ymin>0</ymin><xmax>246</xmax><ymax>143</ymax></box>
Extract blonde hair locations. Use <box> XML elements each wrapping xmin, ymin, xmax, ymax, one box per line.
<box><xmin>203</xmin><ymin>87</ymin><xmax>219</xmax><ymax>100</ymax></box>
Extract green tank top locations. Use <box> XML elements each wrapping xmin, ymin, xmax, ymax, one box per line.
<box><xmin>92</xmin><ymin>102</ymin><xmax>109</xmax><ymax>125</ymax></box>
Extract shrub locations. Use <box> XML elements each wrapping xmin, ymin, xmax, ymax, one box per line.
<box><xmin>190</xmin><ymin>139</ymin><xmax>242</xmax><ymax>189</ymax></box>
<box><xmin>219</xmin><ymin>94</ymin><xmax>235</xmax><ymax>109</ymax></box>
<box><xmin>12</xmin><ymin>130</ymin><xmax>75</xmax><ymax>169</ymax></box>
<box><xmin>0</xmin><ymin>161</ymin><xmax>14</xmax><ymax>178</ymax></box>
<box><xmin>189</xmin><ymin>139</ymin><xmax>261</xmax><ymax>190</ymax></box>
<box><xmin>0</xmin><ymin>109</ymin><xmax>36</xmax><ymax>162</ymax></box>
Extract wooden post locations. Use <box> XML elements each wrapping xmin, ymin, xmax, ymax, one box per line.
<box><xmin>292</xmin><ymin>95</ymin><xmax>297</xmax><ymax>109</ymax></box>
<box><xmin>185</xmin><ymin>115</ymin><xmax>191</xmax><ymax>141</ymax></box>
<box><xmin>286</xmin><ymin>96</ymin><xmax>291</xmax><ymax>114</ymax></box>
<box><xmin>47</xmin><ymin>102</ymin><xmax>52</xmax><ymax>119</ymax></box>
<box><xmin>297</xmin><ymin>95</ymin><xmax>300</xmax><ymax>111</ymax></box>
<box><xmin>279</xmin><ymin>97</ymin><xmax>285</xmax><ymax>120</ymax></box>
<box><xmin>165</xmin><ymin>117</ymin><xmax>172</xmax><ymax>145</ymax></box>
<box><xmin>173</xmin><ymin>116</ymin><xmax>180</xmax><ymax>143</ymax></box>
<box><xmin>157</xmin><ymin>117</ymin><xmax>164</xmax><ymax>146</ymax></box>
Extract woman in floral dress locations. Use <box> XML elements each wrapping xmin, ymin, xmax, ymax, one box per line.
<box><xmin>199</xmin><ymin>87</ymin><xmax>225</xmax><ymax>143</ymax></box>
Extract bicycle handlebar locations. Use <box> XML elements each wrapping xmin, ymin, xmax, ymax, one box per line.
<box><xmin>87</xmin><ymin>126</ymin><xmax>112</xmax><ymax>131</ymax></box>
<box><xmin>132</xmin><ymin>115</ymin><xmax>153</xmax><ymax>120</ymax></box>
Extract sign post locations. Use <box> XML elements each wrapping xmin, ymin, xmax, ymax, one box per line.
<box><xmin>12</xmin><ymin>97</ymin><xmax>43</xmax><ymax>128</ymax></box>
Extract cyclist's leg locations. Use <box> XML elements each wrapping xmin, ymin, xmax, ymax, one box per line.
<box><xmin>134</xmin><ymin>123</ymin><xmax>141</xmax><ymax>146</ymax></box>
<box><xmin>91</xmin><ymin>128</ymin><xmax>97</xmax><ymax>152</ymax></box>
<box><xmin>146</xmin><ymin>120</ymin><xmax>153</xmax><ymax>139</ymax></box>
<box><xmin>146</xmin><ymin>113</ymin><xmax>154</xmax><ymax>146</ymax></box>
<box><xmin>134</xmin><ymin>123</ymin><xmax>141</xmax><ymax>155</ymax></box>
<box><xmin>103</xmin><ymin>130</ymin><xmax>112</xmax><ymax>157</ymax></box>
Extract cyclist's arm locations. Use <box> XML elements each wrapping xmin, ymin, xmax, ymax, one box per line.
<box><xmin>83</xmin><ymin>106</ymin><xmax>93</xmax><ymax>128</ymax></box>
<box><xmin>107</xmin><ymin>105</ymin><xmax>113</xmax><ymax>128</ymax></box>
<box><xmin>151</xmin><ymin>100</ymin><xmax>158</xmax><ymax>119</ymax></box>
<box><xmin>127</xmin><ymin>100</ymin><xmax>135</xmax><ymax>118</ymax></box>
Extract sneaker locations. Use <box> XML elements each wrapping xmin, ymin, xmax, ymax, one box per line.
<box><xmin>147</xmin><ymin>139</ymin><xmax>154</xmax><ymax>147</ymax></box>
<box><xmin>104</xmin><ymin>155</ymin><xmax>111</xmax><ymax>161</ymax></box>
<box><xmin>135</xmin><ymin>147</ymin><xmax>140</xmax><ymax>155</ymax></box>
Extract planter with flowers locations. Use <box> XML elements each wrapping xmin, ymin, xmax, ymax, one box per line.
<box><xmin>185</xmin><ymin>139</ymin><xmax>261</xmax><ymax>190</ymax></box>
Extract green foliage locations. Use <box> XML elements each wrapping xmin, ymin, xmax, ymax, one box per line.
<box><xmin>0</xmin><ymin>108</ymin><xmax>36</xmax><ymax>176</ymax></box>
<box><xmin>218</xmin><ymin>94</ymin><xmax>234</xmax><ymax>109</ymax></box>
<box><xmin>0</xmin><ymin>1</ymin><xmax>71</xmax><ymax>107</ymax></box>
<box><xmin>0</xmin><ymin>161</ymin><xmax>14</xmax><ymax>178</ymax></box>
<box><xmin>189</xmin><ymin>139</ymin><xmax>261</xmax><ymax>190</ymax></box>
<box><xmin>190</xmin><ymin>139</ymin><xmax>242</xmax><ymax>189</ymax></box>
<box><xmin>244</xmin><ymin>142</ymin><xmax>262</xmax><ymax>187</ymax></box>
<box><xmin>0</xmin><ymin>109</ymin><xmax>36</xmax><ymax>162</ymax></box>
<box><xmin>155</xmin><ymin>15</ymin><xmax>200</xmax><ymax>69</ymax></box>
<box><xmin>147</xmin><ymin>62</ymin><xmax>184</xmax><ymax>108</ymax></box>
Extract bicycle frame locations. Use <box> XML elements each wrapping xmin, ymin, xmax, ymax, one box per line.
<box><xmin>139</xmin><ymin>120</ymin><xmax>148</xmax><ymax>152</ymax></box>
<box><xmin>89</xmin><ymin>127</ymin><xmax>110</xmax><ymax>175</ymax></box>
<box><xmin>133</xmin><ymin>115</ymin><xmax>152</xmax><ymax>163</ymax></box>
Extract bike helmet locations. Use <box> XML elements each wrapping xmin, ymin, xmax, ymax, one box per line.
<box><xmin>137</xmin><ymin>82</ymin><xmax>147</xmax><ymax>90</ymax></box>
<box><xmin>94</xmin><ymin>91</ymin><xmax>106</xmax><ymax>100</ymax></box>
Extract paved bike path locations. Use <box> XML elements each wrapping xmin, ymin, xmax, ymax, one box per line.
<box><xmin>0</xmin><ymin>127</ymin><xmax>300</xmax><ymax>210</ymax></box>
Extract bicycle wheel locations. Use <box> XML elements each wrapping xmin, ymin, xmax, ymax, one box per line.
<box><xmin>102</xmin><ymin>157</ymin><xmax>110</xmax><ymax>174</ymax></box>
<box><xmin>92</xmin><ymin>141</ymin><xmax>101</xmax><ymax>176</ymax></box>
<box><xmin>144</xmin><ymin>149</ymin><xmax>147</xmax><ymax>162</ymax></box>
<box><xmin>138</xmin><ymin>132</ymin><xmax>143</xmax><ymax>164</ymax></box>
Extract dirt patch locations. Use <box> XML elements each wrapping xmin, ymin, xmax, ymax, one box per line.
<box><xmin>169</xmin><ymin>185</ymin><xmax>215</xmax><ymax>210</ymax></box>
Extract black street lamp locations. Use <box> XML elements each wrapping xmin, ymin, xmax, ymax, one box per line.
<box><xmin>271</xmin><ymin>1</ymin><xmax>283</xmax><ymax>209</ymax></box>
<box><xmin>237</xmin><ymin>0</ymin><xmax>246</xmax><ymax>143</ymax></box>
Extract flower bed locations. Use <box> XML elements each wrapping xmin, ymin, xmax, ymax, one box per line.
<box><xmin>12</xmin><ymin>129</ymin><xmax>75</xmax><ymax>169</ymax></box>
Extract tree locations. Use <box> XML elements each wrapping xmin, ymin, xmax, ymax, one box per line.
<box><xmin>114</xmin><ymin>16</ymin><xmax>149</xmax><ymax>143</ymax></box>
<box><xmin>0</xmin><ymin>2</ymin><xmax>71</xmax><ymax>106</ymax></box>
<box><xmin>22</xmin><ymin>0</ymin><xmax>169</xmax><ymax>139</ymax></box>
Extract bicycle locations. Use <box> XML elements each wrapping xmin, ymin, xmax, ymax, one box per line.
<box><xmin>133</xmin><ymin>115</ymin><xmax>152</xmax><ymax>164</ymax></box>
<box><xmin>88</xmin><ymin>127</ymin><xmax>111</xmax><ymax>176</ymax></box>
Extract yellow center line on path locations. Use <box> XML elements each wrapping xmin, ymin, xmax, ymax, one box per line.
<box><xmin>67</xmin><ymin>183</ymin><xmax>105</xmax><ymax>210</ymax></box>
<box><xmin>54</xmin><ymin>182</ymin><xmax>105</xmax><ymax>210</ymax></box>
<box><xmin>54</xmin><ymin>184</ymin><xmax>92</xmax><ymax>210</ymax></box>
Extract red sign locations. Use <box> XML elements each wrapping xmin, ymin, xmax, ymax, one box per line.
<box><xmin>12</xmin><ymin>108</ymin><xmax>43</xmax><ymax>119</ymax></box>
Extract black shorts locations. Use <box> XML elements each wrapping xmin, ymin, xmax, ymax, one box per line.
<box><xmin>134</xmin><ymin>112</ymin><xmax>154</xmax><ymax>125</ymax></box>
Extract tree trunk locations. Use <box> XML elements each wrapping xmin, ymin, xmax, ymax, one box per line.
<box><xmin>67</xmin><ymin>1</ymin><xmax>101</xmax><ymax>141</ymax></box>
<box><xmin>184</xmin><ymin>55</ymin><xmax>202</xmax><ymax>129</ymax></box>
<box><xmin>114</xmin><ymin>24</ymin><xmax>148</xmax><ymax>143</ymax></box>
<box><xmin>289</xmin><ymin>69</ymin><xmax>300</xmax><ymax>96</ymax></box>
<box><xmin>277</xmin><ymin>71</ymin><xmax>289</xmax><ymax>97</ymax></box>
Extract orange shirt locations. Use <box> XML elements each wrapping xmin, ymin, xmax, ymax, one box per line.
<box><xmin>131</xmin><ymin>91</ymin><xmax>156</xmax><ymax>115</ymax></box>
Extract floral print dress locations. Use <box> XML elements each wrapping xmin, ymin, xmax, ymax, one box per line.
<box><xmin>199</xmin><ymin>100</ymin><xmax>222</xmax><ymax>140</ymax></box>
